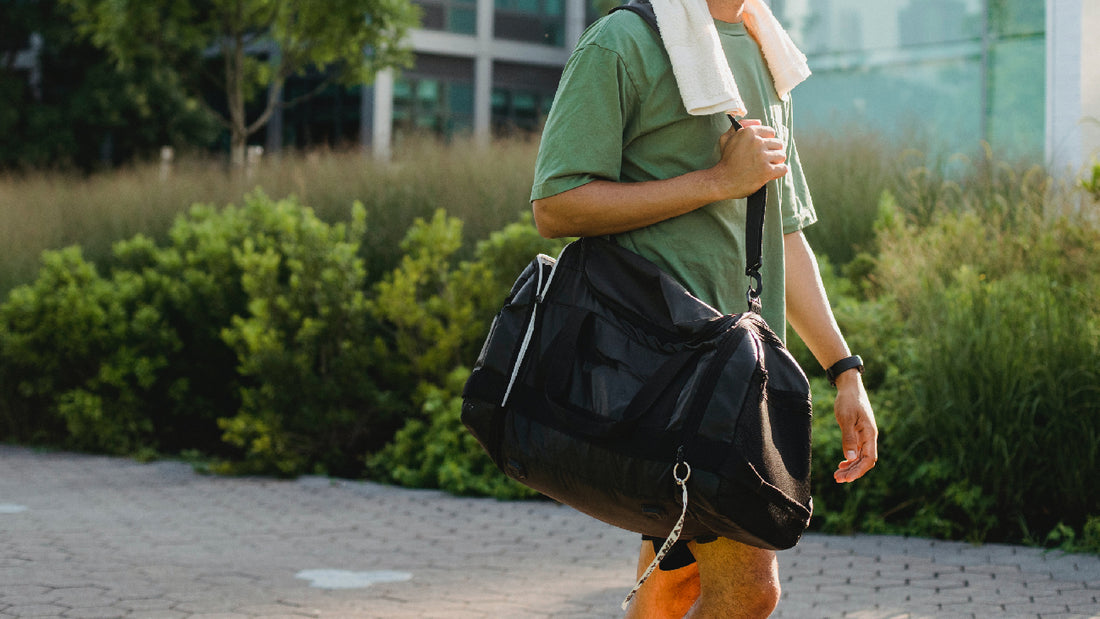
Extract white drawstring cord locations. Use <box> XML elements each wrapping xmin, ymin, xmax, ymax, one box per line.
<box><xmin>501</xmin><ymin>251</ymin><xmax>561</xmax><ymax>407</ymax></box>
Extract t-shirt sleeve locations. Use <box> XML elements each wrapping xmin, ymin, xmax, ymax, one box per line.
<box><xmin>780</xmin><ymin>137</ymin><xmax>817</xmax><ymax>234</ymax></box>
<box><xmin>530</xmin><ymin>42</ymin><xmax>639</xmax><ymax>202</ymax></box>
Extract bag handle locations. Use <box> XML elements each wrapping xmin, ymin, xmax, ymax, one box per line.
<box><xmin>539</xmin><ymin>310</ymin><xmax>704</xmax><ymax>438</ymax></box>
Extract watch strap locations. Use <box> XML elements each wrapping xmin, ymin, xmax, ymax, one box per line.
<box><xmin>826</xmin><ymin>355</ymin><xmax>864</xmax><ymax>387</ymax></box>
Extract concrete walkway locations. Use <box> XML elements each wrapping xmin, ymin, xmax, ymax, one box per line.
<box><xmin>0</xmin><ymin>445</ymin><xmax>1097</xmax><ymax>619</ymax></box>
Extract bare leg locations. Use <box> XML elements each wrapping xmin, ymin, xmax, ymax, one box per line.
<box><xmin>683</xmin><ymin>537</ymin><xmax>779</xmax><ymax>619</ymax></box>
<box><xmin>623</xmin><ymin>541</ymin><xmax>700</xmax><ymax>619</ymax></box>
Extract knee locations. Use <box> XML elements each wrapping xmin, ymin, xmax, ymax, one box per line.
<box><xmin>690</xmin><ymin>539</ymin><xmax>780</xmax><ymax>618</ymax></box>
<box><xmin>699</xmin><ymin>572</ymin><xmax>780</xmax><ymax>618</ymax></box>
<box><xmin>747</xmin><ymin>578</ymin><xmax>781</xmax><ymax>616</ymax></box>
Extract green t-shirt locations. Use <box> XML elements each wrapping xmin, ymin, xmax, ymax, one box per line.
<box><xmin>531</xmin><ymin>11</ymin><xmax>816</xmax><ymax>339</ymax></box>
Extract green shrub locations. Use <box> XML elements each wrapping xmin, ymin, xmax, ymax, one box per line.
<box><xmin>830</xmin><ymin>176</ymin><xmax>1100</xmax><ymax>544</ymax></box>
<box><xmin>366</xmin><ymin>368</ymin><xmax>539</xmax><ymax>499</ymax></box>
<box><xmin>369</xmin><ymin>209</ymin><xmax>487</xmax><ymax>382</ymax></box>
<box><xmin>0</xmin><ymin>247</ymin><xmax>178</xmax><ymax>452</ymax></box>
<box><xmin>213</xmin><ymin>193</ymin><xmax>408</xmax><ymax>476</ymax></box>
<box><xmin>797</xmin><ymin>171</ymin><xmax>1100</xmax><ymax>549</ymax></box>
<box><xmin>370</xmin><ymin>210</ymin><xmax>567</xmax><ymax>380</ymax></box>
<box><xmin>888</xmin><ymin>264</ymin><xmax>1099</xmax><ymax>542</ymax></box>
<box><xmin>366</xmin><ymin>212</ymin><xmax>565</xmax><ymax>498</ymax></box>
<box><xmin>1081</xmin><ymin>159</ymin><xmax>1100</xmax><ymax>202</ymax></box>
<box><xmin>0</xmin><ymin>191</ymin><xmax>413</xmax><ymax>475</ymax></box>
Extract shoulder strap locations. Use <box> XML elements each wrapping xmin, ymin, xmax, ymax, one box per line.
<box><xmin>729</xmin><ymin>116</ymin><xmax>768</xmax><ymax>314</ymax></box>
<box><xmin>609</xmin><ymin>1</ymin><xmax>768</xmax><ymax>314</ymax></box>
<box><xmin>609</xmin><ymin>0</ymin><xmax>660</xmax><ymax>34</ymax></box>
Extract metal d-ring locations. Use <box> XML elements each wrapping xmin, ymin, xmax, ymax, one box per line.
<box><xmin>673</xmin><ymin>461</ymin><xmax>692</xmax><ymax>485</ymax></box>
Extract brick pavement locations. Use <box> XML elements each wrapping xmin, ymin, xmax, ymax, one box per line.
<box><xmin>1</xmin><ymin>445</ymin><xmax>1097</xmax><ymax>618</ymax></box>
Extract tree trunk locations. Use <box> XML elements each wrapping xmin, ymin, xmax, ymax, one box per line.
<box><xmin>226</xmin><ymin>10</ymin><xmax>247</xmax><ymax>170</ymax></box>
<box><xmin>230</xmin><ymin>128</ymin><xmax>247</xmax><ymax>169</ymax></box>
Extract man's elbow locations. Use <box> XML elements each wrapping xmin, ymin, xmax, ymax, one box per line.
<box><xmin>532</xmin><ymin>198</ymin><xmax>568</xmax><ymax>239</ymax></box>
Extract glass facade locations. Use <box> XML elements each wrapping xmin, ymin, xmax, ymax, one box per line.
<box><xmin>393</xmin><ymin>55</ymin><xmax>476</xmax><ymax>136</ymax></box>
<box><xmin>278</xmin><ymin>76</ymin><xmax>362</xmax><ymax>149</ymax></box>
<box><xmin>494</xmin><ymin>0</ymin><xmax>566</xmax><ymax>45</ymax></box>
<box><xmin>416</xmin><ymin>0</ymin><xmax>478</xmax><ymax>34</ymax></box>
<box><xmin>771</xmin><ymin>0</ymin><xmax>1045</xmax><ymax>157</ymax></box>
<box><xmin>491</xmin><ymin>61</ymin><xmax>561</xmax><ymax>133</ymax></box>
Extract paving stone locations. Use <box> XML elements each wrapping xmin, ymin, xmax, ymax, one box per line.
<box><xmin>4</xmin><ymin>605</ymin><xmax>70</xmax><ymax>618</ymax></box>
<box><xmin>60</xmin><ymin>608</ymin><xmax>126</xmax><ymax>619</ymax></box>
<box><xmin>4</xmin><ymin>445</ymin><xmax>1100</xmax><ymax>619</ymax></box>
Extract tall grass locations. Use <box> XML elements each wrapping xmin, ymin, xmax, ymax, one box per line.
<box><xmin>817</xmin><ymin>140</ymin><xmax>1100</xmax><ymax>544</ymax></box>
<box><xmin>0</xmin><ymin>134</ymin><xmax>539</xmax><ymax>294</ymax></box>
<box><xmin>797</xmin><ymin>125</ymin><xmax>905</xmax><ymax>264</ymax></box>
<box><xmin>3</xmin><ymin>125</ymin><xmax>1098</xmax><ymax>547</ymax></box>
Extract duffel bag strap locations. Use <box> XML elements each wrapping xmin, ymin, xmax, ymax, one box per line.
<box><xmin>621</xmin><ymin>458</ymin><xmax>692</xmax><ymax>610</ymax></box>
<box><xmin>728</xmin><ymin>115</ymin><xmax>768</xmax><ymax>315</ymax></box>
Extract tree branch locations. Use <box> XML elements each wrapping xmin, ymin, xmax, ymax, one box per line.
<box><xmin>278</xmin><ymin>72</ymin><xmax>339</xmax><ymax>110</ymax></box>
<box><xmin>196</xmin><ymin>96</ymin><xmax>234</xmax><ymax>131</ymax></box>
<box><xmin>245</xmin><ymin>75</ymin><xmax>285</xmax><ymax>136</ymax></box>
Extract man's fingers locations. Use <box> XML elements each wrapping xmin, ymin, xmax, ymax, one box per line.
<box><xmin>863</xmin><ymin>434</ymin><xmax>879</xmax><ymax>465</ymax></box>
<box><xmin>747</xmin><ymin>124</ymin><xmax>777</xmax><ymax>140</ymax></box>
<box><xmin>833</xmin><ymin>438</ymin><xmax>878</xmax><ymax>482</ymax></box>
<box><xmin>834</xmin><ymin>456</ymin><xmax>870</xmax><ymax>482</ymax></box>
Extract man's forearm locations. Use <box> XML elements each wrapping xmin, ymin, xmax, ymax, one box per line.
<box><xmin>532</xmin><ymin>120</ymin><xmax>789</xmax><ymax>239</ymax></box>
<box><xmin>786</xmin><ymin>230</ymin><xmax>878</xmax><ymax>480</ymax></box>
<box><xmin>532</xmin><ymin>174</ymin><xmax>724</xmax><ymax>238</ymax></box>
<box><xmin>783</xmin><ymin>230</ymin><xmax>852</xmax><ymax>372</ymax></box>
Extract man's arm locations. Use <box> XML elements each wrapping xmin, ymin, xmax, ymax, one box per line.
<box><xmin>784</xmin><ymin>230</ymin><xmax>878</xmax><ymax>483</ymax></box>
<box><xmin>533</xmin><ymin>120</ymin><xmax>788</xmax><ymax>238</ymax></box>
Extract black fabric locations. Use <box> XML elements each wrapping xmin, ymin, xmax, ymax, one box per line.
<box><xmin>644</xmin><ymin>538</ymin><xmax>695</xmax><ymax>571</ymax></box>
<box><xmin>641</xmin><ymin>535</ymin><xmax>719</xmax><ymax>571</ymax></box>
<box><xmin>461</xmin><ymin>237</ymin><xmax>813</xmax><ymax>550</ymax></box>
<box><xmin>826</xmin><ymin>354</ymin><xmax>864</xmax><ymax>386</ymax></box>
<box><xmin>610</xmin><ymin>0</ymin><xmax>659</xmax><ymax>34</ymax></box>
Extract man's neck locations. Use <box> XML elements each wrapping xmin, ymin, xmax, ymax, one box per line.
<box><xmin>706</xmin><ymin>0</ymin><xmax>746</xmax><ymax>23</ymax></box>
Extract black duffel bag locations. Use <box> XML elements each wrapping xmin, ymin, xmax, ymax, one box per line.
<box><xmin>461</xmin><ymin>233</ymin><xmax>812</xmax><ymax>547</ymax></box>
<box><xmin>461</xmin><ymin>121</ymin><xmax>812</xmax><ymax>601</ymax></box>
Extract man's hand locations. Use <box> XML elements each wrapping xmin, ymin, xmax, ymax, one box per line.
<box><xmin>707</xmin><ymin>118</ymin><xmax>789</xmax><ymax>201</ymax></box>
<box><xmin>831</xmin><ymin>370</ymin><xmax>878</xmax><ymax>483</ymax></box>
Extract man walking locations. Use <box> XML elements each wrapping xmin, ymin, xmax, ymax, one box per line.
<box><xmin>530</xmin><ymin>0</ymin><xmax>878</xmax><ymax>616</ymax></box>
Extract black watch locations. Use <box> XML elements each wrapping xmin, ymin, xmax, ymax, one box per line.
<box><xmin>825</xmin><ymin>355</ymin><xmax>864</xmax><ymax>387</ymax></box>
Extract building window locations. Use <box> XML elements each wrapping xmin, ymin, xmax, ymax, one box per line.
<box><xmin>491</xmin><ymin>89</ymin><xmax>553</xmax><ymax>133</ymax></box>
<box><xmin>278</xmin><ymin>75</ymin><xmax>362</xmax><ymax>149</ymax></box>
<box><xmin>415</xmin><ymin>0</ymin><xmax>478</xmax><ymax>35</ymax></box>
<box><xmin>494</xmin><ymin>0</ymin><xmax>565</xmax><ymax>46</ymax></box>
<box><xmin>393</xmin><ymin>54</ymin><xmax>476</xmax><ymax>137</ymax></box>
<box><xmin>394</xmin><ymin>79</ymin><xmax>475</xmax><ymax>135</ymax></box>
<box><xmin>491</xmin><ymin>61</ymin><xmax>561</xmax><ymax>133</ymax></box>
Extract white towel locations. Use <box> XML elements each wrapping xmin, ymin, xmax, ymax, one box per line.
<box><xmin>648</xmin><ymin>0</ymin><xmax>810</xmax><ymax>117</ymax></box>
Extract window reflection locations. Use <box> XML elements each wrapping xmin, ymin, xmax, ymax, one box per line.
<box><xmin>494</xmin><ymin>0</ymin><xmax>565</xmax><ymax>46</ymax></box>
<box><xmin>771</xmin><ymin>0</ymin><xmax>1044</xmax><ymax>157</ymax></box>
<box><xmin>417</xmin><ymin>0</ymin><xmax>478</xmax><ymax>35</ymax></box>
